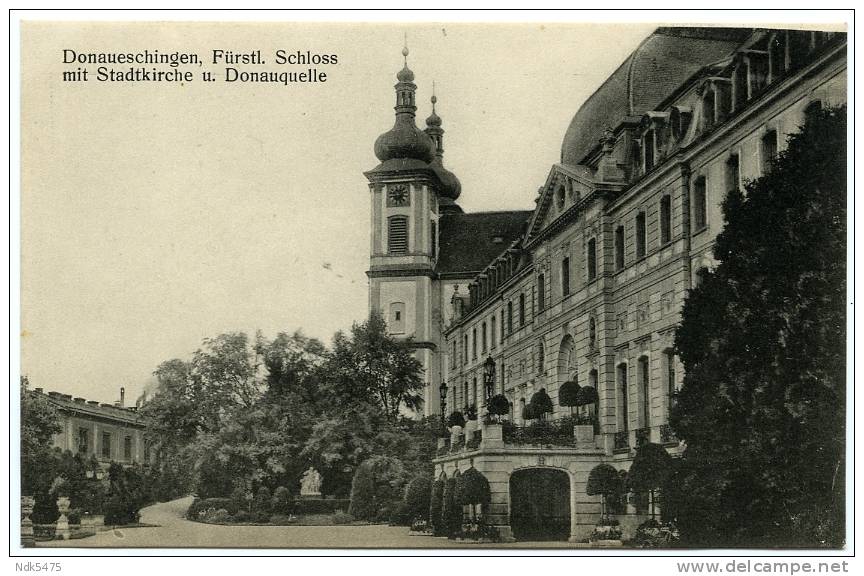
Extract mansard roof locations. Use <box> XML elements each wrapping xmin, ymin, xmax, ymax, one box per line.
<box><xmin>436</xmin><ymin>210</ymin><xmax>532</xmax><ymax>276</ymax></box>
<box><xmin>560</xmin><ymin>26</ymin><xmax>751</xmax><ymax>167</ymax></box>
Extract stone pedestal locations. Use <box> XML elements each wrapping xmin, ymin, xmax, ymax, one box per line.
<box><xmin>21</xmin><ymin>496</ymin><xmax>35</xmax><ymax>548</ymax></box>
<box><xmin>55</xmin><ymin>496</ymin><xmax>71</xmax><ymax>540</ymax></box>
<box><xmin>495</xmin><ymin>525</ymin><xmax>515</xmax><ymax>542</ymax></box>
<box><xmin>480</xmin><ymin>423</ymin><xmax>503</xmax><ymax>449</ymax></box>
<box><xmin>574</xmin><ymin>425</ymin><xmax>594</xmax><ymax>446</ymax></box>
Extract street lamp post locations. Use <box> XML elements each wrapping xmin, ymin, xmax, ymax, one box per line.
<box><xmin>483</xmin><ymin>356</ymin><xmax>496</xmax><ymax>402</ymax></box>
<box><xmin>439</xmin><ymin>381</ymin><xmax>448</xmax><ymax>423</ymax></box>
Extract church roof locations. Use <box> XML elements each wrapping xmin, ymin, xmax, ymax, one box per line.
<box><xmin>436</xmin><ymin>210</ymin><xmax>532</xmax><ymax>276</ymax></box>
<box><xmin>560</xmin><ymin>27</ymin><xmax>752</xmax><ymax>167</ymax></box>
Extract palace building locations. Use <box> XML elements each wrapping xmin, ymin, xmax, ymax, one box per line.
<box><xmin>31</xmin><ymin>386</ymin><xmax>150</xmax><ymax>467</ymax></box>
<box><xmin>364</xmin><ymin>28</ymin><xmax>846</xmax><ymax>541</ymax></box>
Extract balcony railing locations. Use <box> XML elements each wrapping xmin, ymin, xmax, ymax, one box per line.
<box><xmin>614</xmin><ymin>431</ymin><xmax>629</xmax><ymax>451</ymax></box>
<box><xmin>451</xmin><ymin>434</ymin><xmax>465</xmax><ymax>452</ymax></box>
<box><xmin>502</xmin><ymin>418</ymin><xmax>579</xmax><ymax>447</ymax></box>
<box><xmin>466</xmin><ymin>430</ymin><xmax>482</xmax><ymax>451</ymax></box>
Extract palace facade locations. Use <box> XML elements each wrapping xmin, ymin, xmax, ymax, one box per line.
<box><xmin>31</xmin><ymin>387</ymin><xmax>150</xmax><ymax>467</ymax></box>
<box><xmin>365</xmin><ymin>27</ymin><xmax>846</xmax><ymax>541</ymax></box>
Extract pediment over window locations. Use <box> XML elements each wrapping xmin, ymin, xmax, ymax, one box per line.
<box><xmin>524</xmin><ymin>164</ymin><xmax>594</xmax><ymax>244</ymax></box>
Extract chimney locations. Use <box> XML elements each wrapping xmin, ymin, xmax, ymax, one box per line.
<box><xmin>120</xmin><ymin>387</ymin><xmax>125</xmax><ymax>408</ymax></box>
<box><xmin>34</xmin><ymin>387</ymin><xmax>43</xmax><ymax>394</ymax></box>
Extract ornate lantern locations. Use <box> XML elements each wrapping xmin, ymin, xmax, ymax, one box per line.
<box><xmin>483</xmin><ymin>356</ymin><xmax>496</xmax><ymax>401</ymax></box>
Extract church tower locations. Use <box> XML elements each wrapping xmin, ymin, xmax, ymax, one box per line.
<box><xmin>364</xmin><ymin>46</ymin><xmax>461</xmax><ymax>417</ymax></box>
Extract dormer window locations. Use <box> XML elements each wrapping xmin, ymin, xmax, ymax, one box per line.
<box><xmin>643</xmin><ymin>129</ymin><xmax>655</xmax><ymax>172</ymax></box>
<box><xmin>702</xmin><ymin>89</ymin><xmax>716</xmax><ymax>130</ymax></box>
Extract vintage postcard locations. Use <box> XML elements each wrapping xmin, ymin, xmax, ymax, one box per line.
<box><xmin>12</xmin><ymin>11</ymin><xmax>850</xmax><ymax>562</ymax></box>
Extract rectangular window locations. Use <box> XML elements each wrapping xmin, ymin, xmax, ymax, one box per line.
<box><xmin>387</xmin><ymin>216</ymin><xmax>409</xmax><ymax>254</ymax></box>
<box><xmin>463</xmin><ymin>334</ymin><xmax>468</xmax><ymax>365</ymax></box>
<box><xmin>451</xmin><ymin>340</ymin><xmax>457</xmax><ymax>369</ymax></box>
<box><xmin>500</xmin><ymin>309</ymin><xmax>506</xmax><ymax>342</ymax></box>
<box><xmin>561</xmin><ymin>257</ymin><xmax>570</xmax><ymax>296</ymax></box>
<box><xmin>618</xmin><ymin>364</ymin><xmax>629</xmax><ymax>434</ymax></box>
<box><xmin>519</xmin><ymin>294</ymin><xmax>526</xmax><ymax>326</ymax></box>
<box><xmin>726</xmin><ymin>154</ymin><xmax>740</xmax><ymax>192</ymax></box>
<box><xmin>587</xmin><ymin>238</ymin><xmax>597</xmax><ymax>281</ymax></box>
<box><xmin>636</xmin><ymin>212</ymin><xmax>646</xmax><ymax>258</ymax></box>
<box><xmin>537</xmin><ymin>274</ymin><xmax>545</xmax><ymax>311</ymax></box>
<box><xmin>481</xmin><ymin>322</ymin><xmax>487</xmax><ymax>353</ymax></box>
<box><xmin>491</xmin><ymin>316</ymin><xmax>497</xmax><ymax>349</ymax></box>
<box><xmin>77</xmin><ymin>428</ymin><xmax>89</xmax><ymax>455</ymax></box>
<box><xmin>660</xmin><ymin>195</ymin><xmax>672</xmax><ymax>245</ymax></box>
<box><xmin>101</xmin><ymin>432</ymin><xmax>111</xmax><ymax>459</ymax></box>
<box><xmin>507</xmin><ymin>302</ymin><xmax>513</xmax><ymax>335</ymax></box>
<box><xmin>693</xmin><ymin>177</ymin><xmax>707</xmax><ymax>232</ymax></box>
<box><xmin>124</xmin><ymin>436</ymin><xmax>133</xmax><ymax>461</ymax></box>
<box><xmin>472</xmin><ymin>327</ymin><xmax>477</xmax><ymax>360</ymax></box>
<box><xmin>761</xmin><ymin>130</ymin><xmax>778</xmax><ymax>174</ymax></box>
<box><xmin>665</xmin><ymin>350</ymin><xmax>677</xmax><ymax>416</ymax></box>
<box><xmin>615</xmin><ymin>226</ymin><xmax>625</xmax><ymax>270</ymax></box>
<box><xmin>639</xmin><ymin>357</ymin><xmax>650</xmax><ymax>428</ymax></box>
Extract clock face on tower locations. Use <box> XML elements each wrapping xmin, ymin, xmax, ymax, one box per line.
<box><xmin>387</xmin><ymin>184</ymin><xmax>410</xmax><ymax>207</ymax></box>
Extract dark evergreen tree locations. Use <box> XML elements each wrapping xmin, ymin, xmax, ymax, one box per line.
<box><xmin>670</xmin><ymin>107</ymin><xmax>846</xmax><ymax>548</ymax></box>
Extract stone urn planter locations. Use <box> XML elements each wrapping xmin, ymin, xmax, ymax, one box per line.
<box><xmin>21</xmin><ymin>496</ymin><xmax>35</xmax><ymax>547</ymax></box>
<box><xmin>590</xmin><ymin>519</ymin><xmax>623</xmax><ymax>547</ymax></box>
<box><xmin>55</xmin><ymin>496</ymin><xmax>71</xmax><ymax>540</ymax></box>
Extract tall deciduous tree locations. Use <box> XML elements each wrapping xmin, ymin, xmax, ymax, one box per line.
<box><xmin>670</xmin><ymin>107</ymin><xmax>846</xmax><ymax>547</ymax></box>
<box><xmin>20</xmin><ymin>376</ymin><xmax>61</xmax><ymax>496</ymax></box>
<box><xmin>323</xmin><ymin>312</ymin><xmax>424</xmax><ymax>422</ymax></box>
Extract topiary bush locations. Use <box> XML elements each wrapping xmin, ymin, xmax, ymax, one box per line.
<box><xmin>429</xmin><ymin>478</ymin><xmax>445</xmax><ymax>536</ymax></box>
<box><xmin>587</xmin><ymin>463</ymin><xmax>622</xmax><ymax>519</ymax></box>
<box><xmin>441</xmin><ymin>476</ymin><xmax>461</xmax><ymax>538</ymax></box>
<box><xmin>252</xmin><ymin>486</ymin><xmax>272</xmax><ymax>521</ymax></box>
<box><xmin>627</xmin><ymin>443</ymin><xmax>674</xmax><ymax>520</ymax></box>
<box><xmin>529</xmin><ymin>388</ymin><xmax>554</xmax><ymax>420</ymax></box>
<box><xmin>402</xmin><ymin>474</ymin><xmax>432</xmax><ymax>523</ymax></box>
<box><xmin>487</xmin><ymin>394</ymin><xmax>510</xmax><ymax>422</ymax></box>
<box><xmin>447</xmin><ymin>411</ymin><xmax>466</xmax><ymax>429</ymax></box>
<box><xmin>271</xmin><ymin>486</ymin><xmax>291</xmax><ymax>515</ymax></box>
<box><xmin>559</xmin><ymin>381</ymin><xmax>581</xmax><ymax>416</ymax></box>
<box><xmin>347</xmin><ymin>455</ymin><xmax>407</xmax><ymax>522</ymax></box>
<box><xmin>455</xmin><ymin>468</ymin><xmax>491</xmax><ymax>507</ymax></box>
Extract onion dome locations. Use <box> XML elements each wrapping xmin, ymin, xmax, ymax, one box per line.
<box><xmin>373</xmin><ymin>46</ymin><xmax>436</xmax><ymax>163</ymax></box>
<box><xmin>424</xmin><ymin>91</ymin><xmax>461</xmax><ymax>201</ymax></box>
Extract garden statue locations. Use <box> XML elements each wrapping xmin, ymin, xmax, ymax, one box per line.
<box><xmin>300</xmin><ymin>467</ymin><xmax>322</xmax><ymax>498</ymax></box>
<box><xmin>55</xmin><ymin>496</ymin><xmax>71</xmax><ymax>540</ymax></box>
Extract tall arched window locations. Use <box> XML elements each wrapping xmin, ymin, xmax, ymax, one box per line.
<box><xmin>490</xmin><ymin>316</ymin><xmax>497</xmax><ymax>350</ymax></box>
<box><xmin>387</xmin><ymin>216</ymin><xmax>409</xmax><ymax>254</ymax></box>
<box><xmin>589</xmin><ymin>317</ymin><xmax>597</xmax><ymax>349</ymax></box>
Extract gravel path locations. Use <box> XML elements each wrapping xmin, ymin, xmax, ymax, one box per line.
<box><xmin>36</xmin><ymin>496</ymin><xmax>589</xmax><ymax>549</ymax></box>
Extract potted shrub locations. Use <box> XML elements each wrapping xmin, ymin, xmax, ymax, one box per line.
<box><xmin>487</xmin><ymin>394</ymin><xmax>510</xmax><ymax>423</ymax></box>
<box><xmin>626</xmin><ymin>442</ymin><xmax>674</xmax><ymax>520</ymax></box>
<box><xmin>429</xmin><ymin>478</ymin><xmax>446</xmax><ymax>536</ymax></box>
<box><xmin>587</xmin><ymin>463</ymin><xmax>623</xmax><ymax>542</ymax></box>
<box><xmin>558</xmin><ymin>380</ymin><xmax>581</xmax><ymax>417</ymax></box>
<box><xmin>576</xmin><ymin>385</ymin><xmax>599</xmax><ymax>430</ymax></box>
<box><xmin>447</xmin><ymin>411</ymin><xmax>466</xmax><ymax>429</ymax></box>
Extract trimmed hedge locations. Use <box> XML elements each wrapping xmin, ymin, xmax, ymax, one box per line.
<box><xmin>186</xmin><ymin>497</ymin><xmax>239</xmax><ymax>520</ymax></box>
<box><xmin>292</xmin><ymin>498</ymin><xmax>351</xmax><ymax>515</ymax></box>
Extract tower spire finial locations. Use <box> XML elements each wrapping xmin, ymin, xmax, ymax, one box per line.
<box><xmin>431</xmin><ymin>80</ymin><xmax>437</xmax><ymax>111</ymax></box>
<box><xmin>402</xmin><ymin>32</ymin><xmax>409</xmax><ymax>64</ymax></box>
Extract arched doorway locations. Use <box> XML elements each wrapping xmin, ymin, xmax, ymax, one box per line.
<box><xmin>509</xmin><ymin>468</ymin><xmax>571</xmax><ymax>541</ymax></box>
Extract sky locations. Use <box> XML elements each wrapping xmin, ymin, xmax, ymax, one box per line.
<box><xmin>20</xmin><ymin>20</ymin><xmax>658</xmax><ymax>404</ymax></box>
